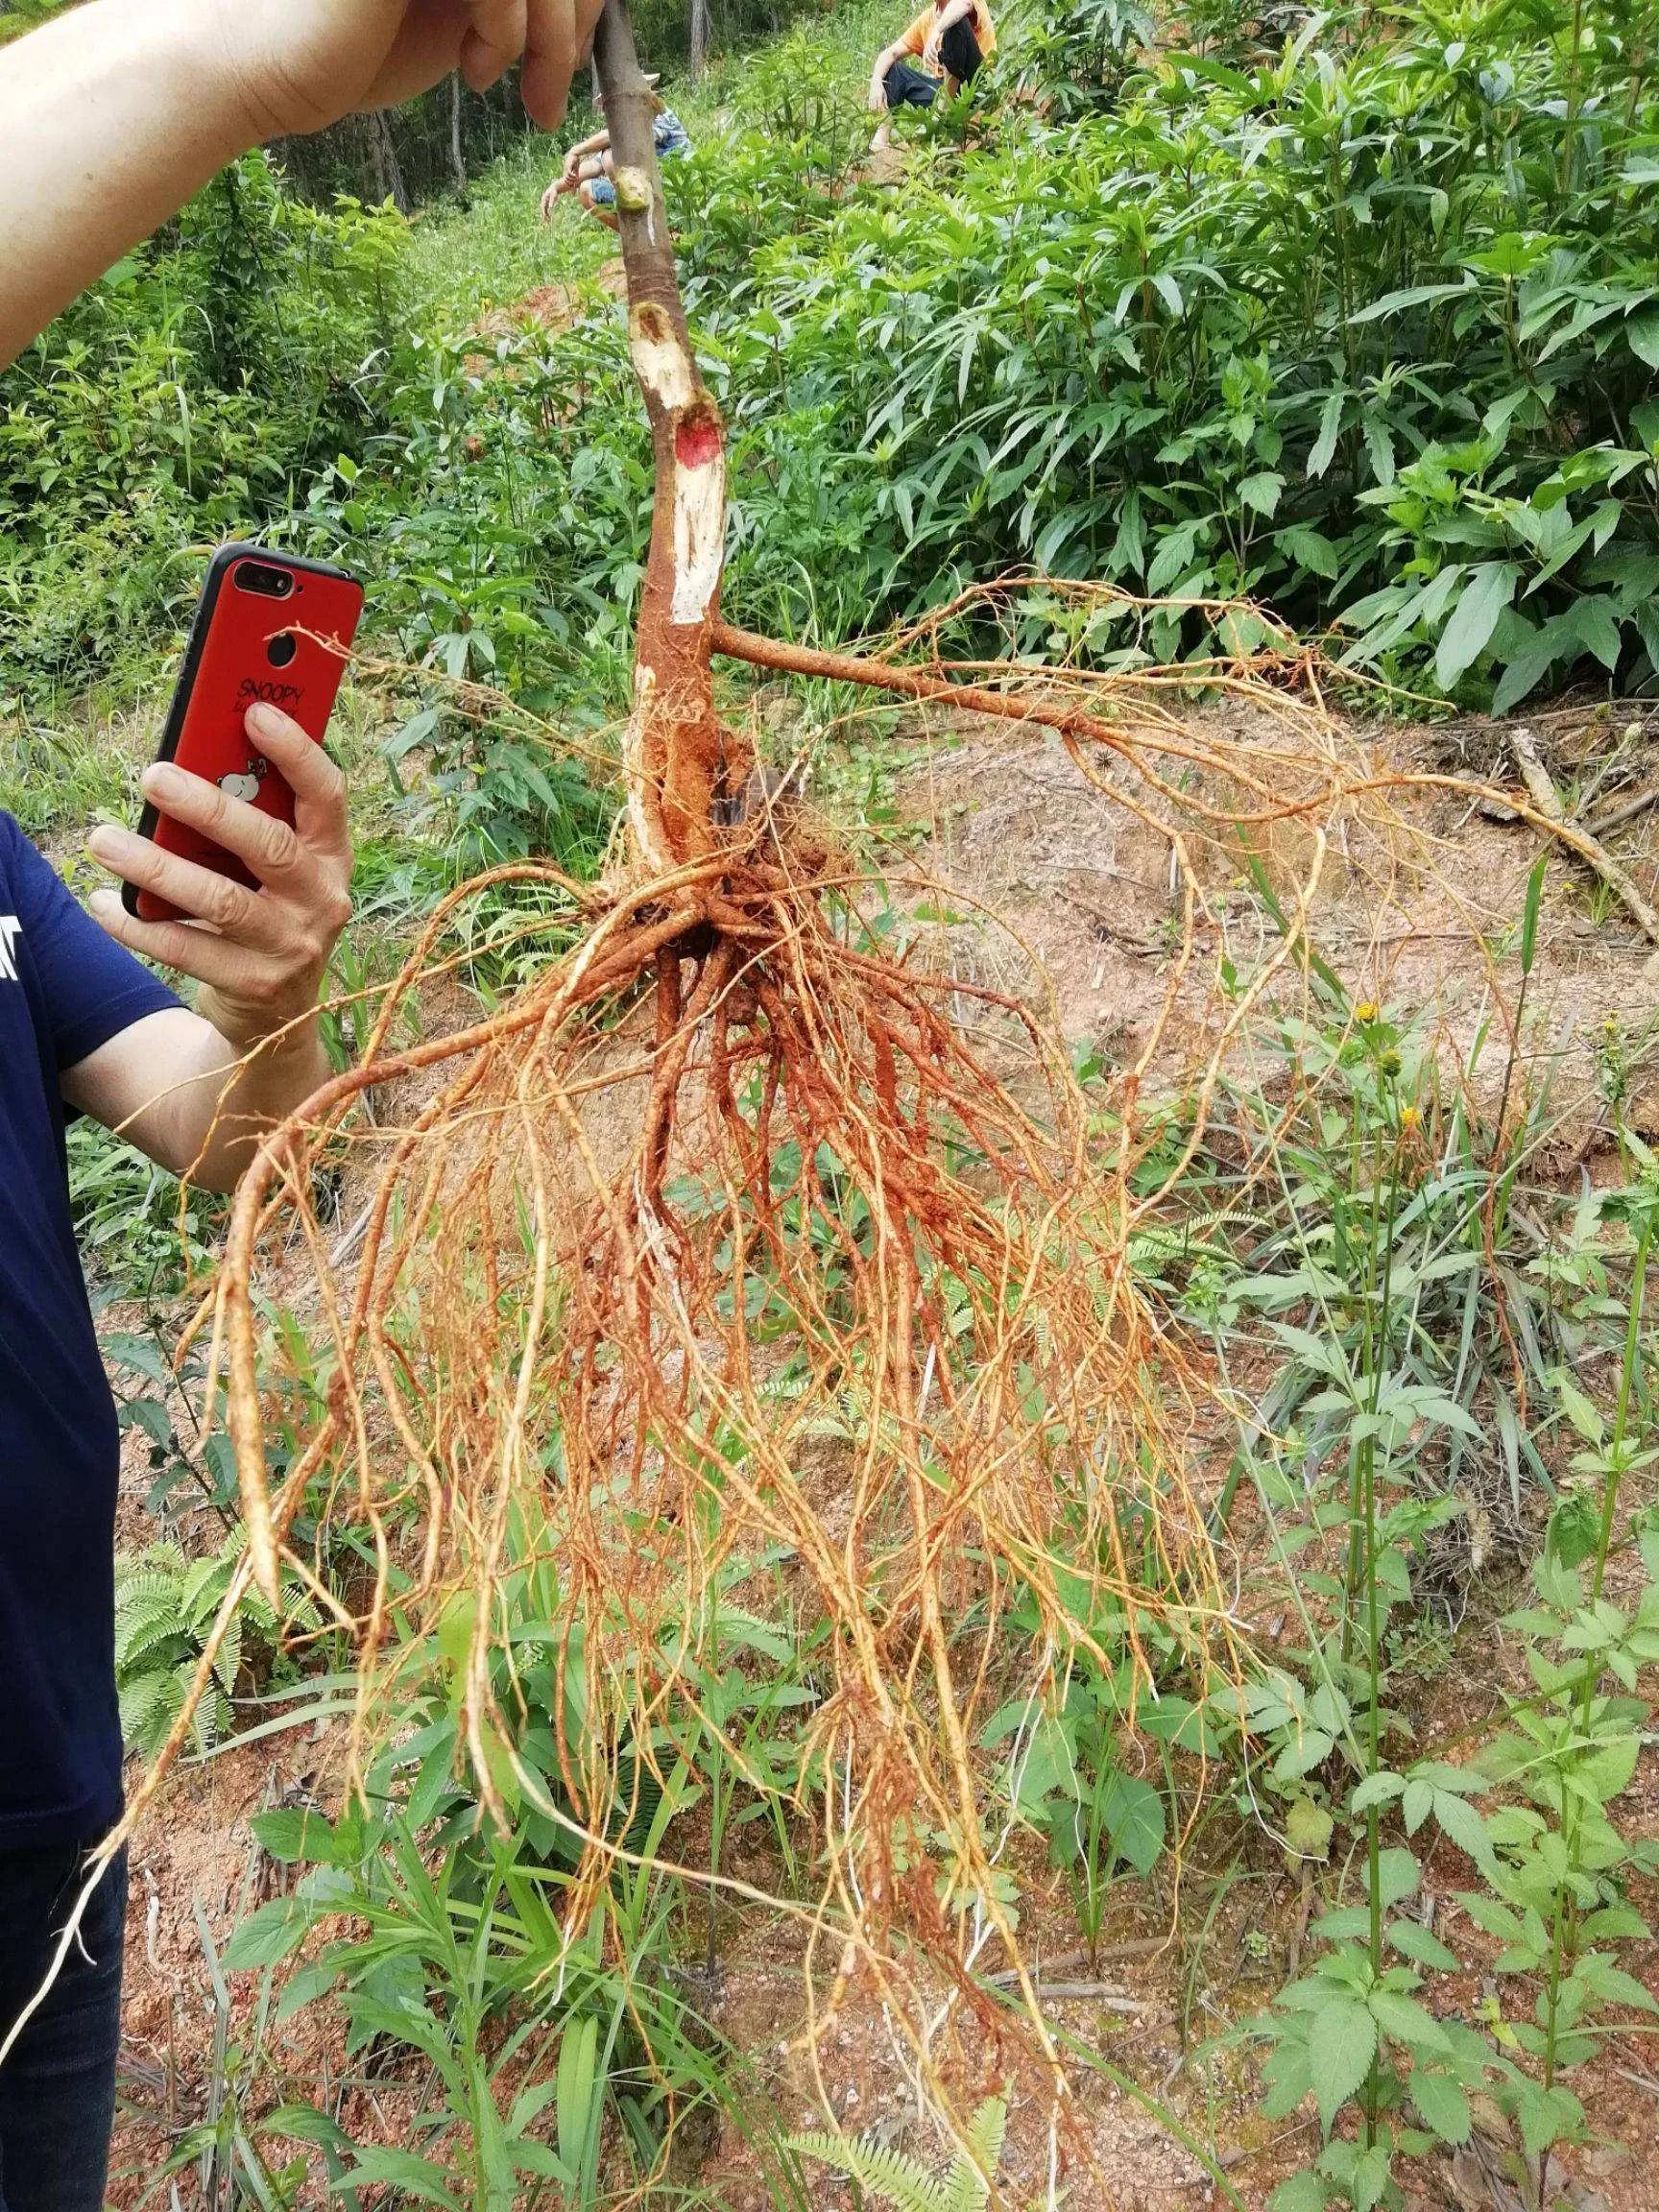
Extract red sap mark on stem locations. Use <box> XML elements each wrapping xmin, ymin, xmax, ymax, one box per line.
<box><xmin>675</xmin><ymin>412</ymin><xmax>723</xmax><ymax>470</ymax></box>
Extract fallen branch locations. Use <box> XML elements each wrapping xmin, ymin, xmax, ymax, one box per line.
<box><xmin>1512</xmin><ymin>725</ymin><xmax>1659</xmax><ymax>948</ymax></box>
<box><xmin>1586</xmin><ymin>774</ymin><xmax>1659</xmax><ymax>840</ymax></box>
<box><xmin>1022</xmin><ymin>1984</ymin><xmax>1148</xmax><ymax>2013</ymax></box>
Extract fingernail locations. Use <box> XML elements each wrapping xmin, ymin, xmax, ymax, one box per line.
<box><xmin>145</xmin><ymin>760</ymin><xmax>184</xmax><ymax>797</ymax></box>
<box><xmin>87</xmin><ymin>825</ymin><xmax>119</xmax><ymax>857</ymax></box>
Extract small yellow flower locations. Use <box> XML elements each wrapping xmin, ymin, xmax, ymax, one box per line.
<box><xmin>1355</xmin><ymin>1000</ymin><xmax>1379</xmax><ymax>1023</ymax></box>
<box><xmin>1401</xmin><ymin>1105</ymin><xmax>1421</xmax><ymax>1130</ymax></box>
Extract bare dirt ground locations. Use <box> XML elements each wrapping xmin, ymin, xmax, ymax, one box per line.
<box><xmin>102</xmin><ymin>694</ymin><xmax>1659</xmax><ymax>2207</ymax></box>
<box><xmin>676</xmin><ymin>691</ymin><xmax>1659</xmax><ymax>2212</ymax></box>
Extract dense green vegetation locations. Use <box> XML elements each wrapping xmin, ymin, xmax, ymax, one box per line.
<box><xmin>4</xmin><ymin>4</ymin><xmax>1658</xmax><ymax>2206</ymax></box>
<box><xmin>10</xmin><ymin>0</ymin><xmax>1659</xmax><ymax>769</ymax></box>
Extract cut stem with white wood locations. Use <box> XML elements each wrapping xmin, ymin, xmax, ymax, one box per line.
<box><xmin>592</xmin><ymin>0</ymin><xmax>743</xmax><ymax>872</ymax></box>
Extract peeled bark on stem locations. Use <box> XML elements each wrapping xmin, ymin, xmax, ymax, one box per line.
<box><xmin>592</xmin><ymin>0</ymin><xmax>736</xmax><ymax>871</ymax></box>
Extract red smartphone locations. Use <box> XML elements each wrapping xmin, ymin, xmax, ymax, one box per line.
<box><xmin>127</xmin><ymin>543</ymin><xmax>364</xmax><ymax>924</ymax></box>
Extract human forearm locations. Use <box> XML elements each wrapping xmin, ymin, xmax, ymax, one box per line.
<box><xmin>182</xmin><ymin>996</ymin><xmax>332</xmax><ymax>1188</ymax></box>
<box><xmin>90</xmin><ymin>1004</ymin><xmax>330</xmax><ymax>1190</ymax></box>
<box><xmin>74</xmin><ymin>701</ymin><xmax>355</xmax><ymax>1188</ymax></box>
<box><xmin>0</xmin><ymin>0</ymin><xmax>252</xmax><ymax>368</ymax></box>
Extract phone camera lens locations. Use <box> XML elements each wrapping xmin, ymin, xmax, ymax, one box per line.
<box><xmin>233</xmin><ymin>559</ymin><xmax>295</xmax><ymax>599</ymax></box>
<box><xmin>267</xmin><ymin>632</ymin><xmax>298</xmax><ymax>668</ymax></box>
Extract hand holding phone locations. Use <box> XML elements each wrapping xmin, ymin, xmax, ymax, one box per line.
<box><xmin>85</xmin><ymin>544</ymin><xmax>360</xmax><ymax>1038</ymax></box>
<box><xmin>123</xmin><ymin>544</ymin><xmax>362</xmax><ymax>925</ymax></box>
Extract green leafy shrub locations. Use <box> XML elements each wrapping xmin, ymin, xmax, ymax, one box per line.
<box><xmin>68</xmin><ymin>1117</ymin><xmax>228</xmax><ymax>1294</ymax></box>
<box><xmin>705</xmin><ymin>0</ymin><xmax>1659</xmax><ymax>703</ymax></box>
<box><xmin>0</xmin><ymin>151</ymin><xmax>403</xmax><ymax>688</ymax></box>
<box><xmin>1009</xmin><ymin>0</ymin><xmax>1157</xmax><ymax>118</ymax></box>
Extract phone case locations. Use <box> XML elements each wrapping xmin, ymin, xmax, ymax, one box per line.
<box><xmin>127</xmin><ymin>542</ymin><xmax>364</xmax><ymax>924</ymax></box>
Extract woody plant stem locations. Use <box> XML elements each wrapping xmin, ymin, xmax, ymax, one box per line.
<box><xmin>591</xmin><ymin>0</ymin><xmax>740</xmax><ymax>868</ymax></box>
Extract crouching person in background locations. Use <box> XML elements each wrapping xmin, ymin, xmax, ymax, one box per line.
<box><xmin>541</xmin><ymin>71</ymin><xmax>692</xmax><ymax>230</ymax></box>
<box><xmin>869</xmin><ymin>0</ymin><xmax>997</xmax><ymax>152</ymax></box>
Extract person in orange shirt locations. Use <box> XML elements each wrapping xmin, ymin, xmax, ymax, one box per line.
<box><xmin>868</xmin><ymin>0</ymin><xmax>997</xmax><ymax>151</ymax></box>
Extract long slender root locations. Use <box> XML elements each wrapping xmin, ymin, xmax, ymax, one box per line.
<box><xmin>183</xmin><ymin>722</ymin><xmax>1257</xmax><ymax>2164</ymax></box>
<box><xmin>152</xmin><ymin>587</ymin><xmax>1588</xmax><ymax>2163</ymax></box>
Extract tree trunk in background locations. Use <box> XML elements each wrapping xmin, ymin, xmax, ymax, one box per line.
<box><xmin>365</xmin><ymin>112</ymin><xmax>409</xmax><ymax>213</ymax></box>
<box><xmin>362</xmin><ymin>116</ymin><xmax>385</xmax><ymax>204</ymax></box>
<box><xmin>381</xmin><ymin>114</ymin><xmax>410</xmax><ymax>213</ymax></box>
<box><xmin>690</xmin><ymin>0</ymin><xmax>711</xmax><ymax>79</ymax></box>
<box><xmin>449</xmin><ymin>73</ymin><xmax>468</xmax><ymax>197</ymax></box>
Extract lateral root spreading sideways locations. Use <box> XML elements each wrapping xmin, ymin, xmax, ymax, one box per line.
<box><xmin>132</xmin><ymin>0</ymin><xmax>1575</xmax><ymax>2168</ymax></box>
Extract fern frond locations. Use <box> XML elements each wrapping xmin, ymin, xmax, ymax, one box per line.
<box><xmin>113</xmin><ymin>1574</ymin><xmax>183</xmax><ymax>1626</ymax></box>
<box><xmin>785</xmin><ymin>2128</ymin><xmax>952</xmax><ymax>2212</ymax></box>
<box><xmin>116</xmin><ymin>1618</ymin><xmax>190</xmax><ymax>1671</ymax></box>
<box><xmin>709</xmin><ymin>1602</ymin><xmax>793</xmax><ymax>1663</ymax></box>
<box><xmin>120</xmin><ymin>1669</ymin><xmax>181</xmax><ymax>1759</ymax></box>
<box><xmin>944</xmin><ymin>2099</ymin><xmax>1007</xmax><ymax>2212</ymax></box>
<box><xmin>181</xmin><ymin>1551</ymin><xmax>234</xmax><ymax>1627</ymax></box>
<box><xmin>210</xmin><ymin>1618</ymin><xmax>243</xmax><ymax>1696</ymax></box>
<box><xmin>190</xmin><ymin>1684</ymin><xmax>229</xmax><ymax>1753</ymax></box>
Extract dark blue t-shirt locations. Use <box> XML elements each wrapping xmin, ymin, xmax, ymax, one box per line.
<box><xmin>0</xmin><ymin>811</ymin><xmax>178</xmax><ymax>1845</ymax></box>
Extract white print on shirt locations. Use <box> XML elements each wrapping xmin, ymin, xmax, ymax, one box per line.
<box><xmin>0</xmin><ymin>916</ymin><xmax>21</xmax><ymax>984</ymax></box>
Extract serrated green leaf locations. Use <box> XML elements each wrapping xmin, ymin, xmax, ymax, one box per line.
<box><xmin>1370</xmin><ymin>1987</ymin><xmax>1451</xmax><ymax>2055</ymax></box>
<box><xmin>251</xmin><ymin>1808</ymin><xmax>334</xmax><ymax>1865</ymax></box>
<box><xmin>221</xmin><ymin>1894</ymin><xmax>315</xmax><ymax>1973</ymax></box>
<box><xmin>1309</xmin><ymin>387</ymin><xmax>1347</xmax><ymax>477</ymax></box>
<box><xmin>1376</xmin><ymin>1847</ymin><xmax>1421</xmax><ymax>1909</ymax></box>
<box><xmin>1386</xmin><ymin>1917</ymin><xmax>1461</xmax><ymax>1973</ymax></box>
<box><xmin>1512</xmin><ymin>2080</ymin><xmax>1583</xmax><ymax>2156</ymax></box>
<box><xmin>1286</xmin><ymin>1797</ymin><xmax>1334</xmax><ymax>1860</ymax></box>
<box><xmin>1240</xmin><ymin>469</ymin><xmax>1286</xmax><ymax>517</ymax></box>
<box><xmin>1350</xmin><ymin>1772</ymin><xmax>1405</xmax><ymax>1815</ymax></box>
<box><xmin>1269</xmin><ymin>2173</ymin><xmax>1329</xmax><ymax>2212</ymax></box>
<box><xmin>1433</xmin><ymin>1791</ymin><xmax>1497</xmax><ymax>1874</ymax></box>
<box><xmin>1309</xmin><ymin>1999</ymin><xmax>1377</xmax><ymax>2131</ymax></box>
<box><xmin>1407</xmin><ymin>2070</ymin><xmax>1478</xmax><ymax>2141</ymax></box>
